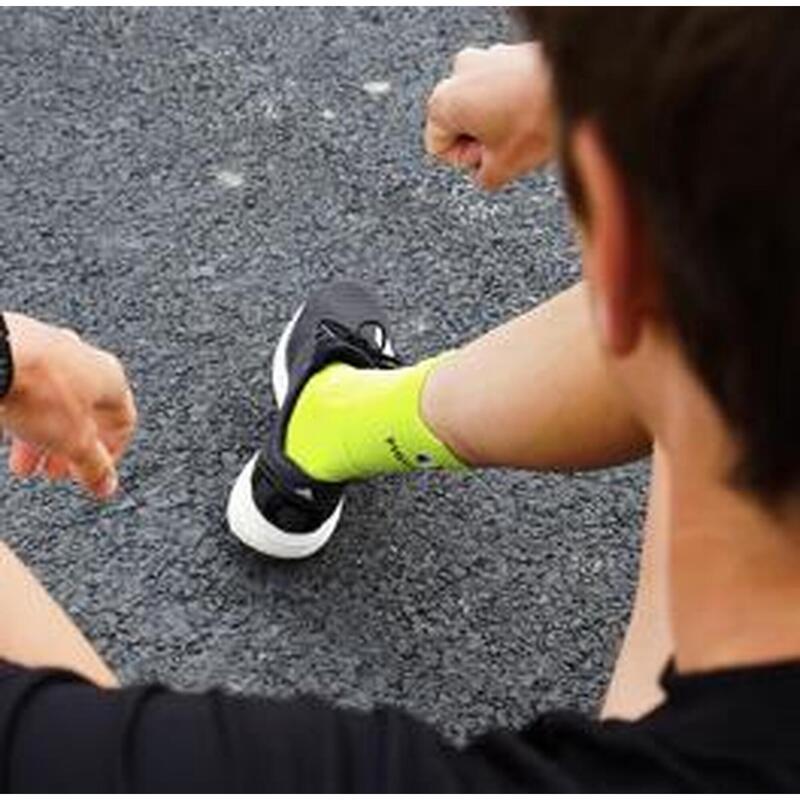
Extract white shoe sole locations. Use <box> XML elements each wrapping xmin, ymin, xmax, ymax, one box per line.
<box><xmin>226</xmin><ymin>303</ymin><xmax>344</xmax><ymax>559</ymax></box>
<box><xmin>226</xmin><ymin>453</ymin><xmax>344</xmax><ymax>560</ymax></box>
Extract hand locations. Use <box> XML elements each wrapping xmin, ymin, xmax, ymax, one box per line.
<box><xmin>0</xmin><ymin>313</ymin><xmax>137</xmax><ymax>500</ymax></box>
<box><xmin>425</xmin><ymin>42</ymin><xmax>555</xmax><ymax>191</ymax></box>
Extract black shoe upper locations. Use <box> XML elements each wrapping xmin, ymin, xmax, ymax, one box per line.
<box><xmin>251</xmin><ymin>281</ymin><xmax>401</xmax><ymax>534</ymax></box>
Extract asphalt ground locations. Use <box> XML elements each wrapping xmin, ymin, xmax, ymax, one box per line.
<box><xmin>0</xmin><ymin>7</ymin><xmax>648</xmax><ymax>742</ymax></box>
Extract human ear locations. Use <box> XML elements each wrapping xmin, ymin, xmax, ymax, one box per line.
<box><xmin>569</xmin><ymin>122</ymin><xmax>648</xmax><ymax>356</ymax></box>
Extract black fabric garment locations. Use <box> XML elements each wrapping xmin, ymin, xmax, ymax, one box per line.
<box><xmin>1</xmin><ymin>658</ymin><xmax>798</xmax><ymax>791</ymax></box>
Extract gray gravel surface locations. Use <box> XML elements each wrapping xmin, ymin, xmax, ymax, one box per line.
<box><xmin>0</xmin><ymin>7</ymin><xmax>648</xmax><ymax>742</ymax></box>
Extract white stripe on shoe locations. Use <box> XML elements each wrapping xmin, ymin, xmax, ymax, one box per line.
<box><xmin>271</xmin><ymin>303</ymin><xmax>304</xmax><ymax>408</ymax></box>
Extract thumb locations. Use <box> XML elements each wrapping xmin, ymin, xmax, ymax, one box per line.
<box><xmin>68</xmin><ymin>434</ymin><xmax>118</xmax><ymax>500</ymax></box>
<box><xmin>473</xmin><ymin>150</ymin><xmax>512</xmax><ymax>192</ymax></box>
<box><xmin>448</xmin><ymin>137</ymin><xmax>483</xmax><ymax>170</ymax></box>
<box><xmin>8</xmin><ymin>438</ymin><xmax>45</xmax><ymax>477</ymax></box>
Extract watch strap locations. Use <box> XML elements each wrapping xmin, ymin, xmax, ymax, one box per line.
<box><xmin>0</xmin><ymin>314</ymin><xmax>14</xmax><ymax>399</ymax></box>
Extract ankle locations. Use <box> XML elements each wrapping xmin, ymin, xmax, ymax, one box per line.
<box><xmin>419</xmin><ymin>352</ymin><xmax>480</xmax><ymax>467</ymax></box>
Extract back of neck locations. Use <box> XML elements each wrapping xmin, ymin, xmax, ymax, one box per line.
<box><xmin>670</xmin><ymin>459</ymin><xmax>800</xmax><ymax>673</ymax></box>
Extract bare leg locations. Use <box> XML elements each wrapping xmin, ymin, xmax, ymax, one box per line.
<box><xmin>0</xmin><ymin>541</ymin><xmax>117</xmax><ymax>687</ymax></box>
<box><xmin>422</xmin><ymin>282</ymin><xmax>650</xmax><ymax>469</ymax></box>
<box><xmin>421</xmin><ymin>281</ymin><xmax>669</xmax><ymax>718</ymax></box>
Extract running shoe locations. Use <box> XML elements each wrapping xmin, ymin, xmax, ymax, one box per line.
<box><xmin>226</xmin><ymin>281</ymin><xmax>400</xmax><ymax>559</ymax></box>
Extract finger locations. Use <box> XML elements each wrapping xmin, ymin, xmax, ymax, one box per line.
<box><xmin>67</xmin><ymin>433</ymin><xmax>118</xmax><ymax>500</ymax></box>
<box><xmin>8</xmin><ymin>438</ymin><xmax>44</xmax><ymax>477</ymax></box>
<box><xmin>449</xmin><ymin>137</ymin><xmax>483</xmax><ymax>170</ymax></box>
<box><xmin>58</xmin><ymin>326</ymin><xmax>82</xmax><ymax>344</ymax></box>
<box><xmin>113</xmin><ymin>386</ymin><xmax>138</xmax><ymax>456</ymax></box>
<box><xmin>474</xmin><ymin>150</ymin><xmax>512</xmax><ymax>192</ymax></box>
<box><xmin>424</xmin><ymin>79</ymin><xmax>462</xmax><ymax>157</ymax></box>
<box><xmin>487</xmin><ymin>43</ymin><xmax>516</xmax><ymax>56</ymax></box>
<box><xmin>424</xmin><ymin>118</ymin><xmax>456</xmax><ymax>160</ymax></box>
<box><xmin>83</xmin><ymin>349</ymin><xmax>130</xmax><ymax>409</ymax></box>
<box><xmin>452</xmin><ymin>46</ymin><xmax>487</xmax><ymax>75</ymax></box>
<box><xmin>426</xmin><ymin>72</ymin><xmax>504</xmax><ymax>159</ymax></box>
<box><xmin>97</xmin><ymin>387</ymin><xmax>138</xmax><ymax>464</ymax></box>
<box><xmin>43</xmin><ymin>453</ymin><xmax>70</xmax><ymax>481</ymax></box>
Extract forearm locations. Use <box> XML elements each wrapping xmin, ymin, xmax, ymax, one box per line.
<box><xmin>421</xmin><ymin>282</ymin><xmax>651</xmax><ymax>470</ymax></box>
<box><xmin>0</xmin><ymin>541</ymin><xmax>117</xmax><ymax>687</ymax></box>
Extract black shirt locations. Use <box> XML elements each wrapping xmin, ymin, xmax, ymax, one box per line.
<box><xmin>1</xmin><ymin>658</ymin><xmax>798</xmax><ymax>791</ymax></box>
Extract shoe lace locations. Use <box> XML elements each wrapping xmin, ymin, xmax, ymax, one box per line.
<box><xmin>316</xmin><ymin>317</ymin><xmax>401</xmax><ymax>369</ymax></box>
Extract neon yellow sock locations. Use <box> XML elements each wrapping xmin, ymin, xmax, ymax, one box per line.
<box><xmin>284</xmin><ymin>354</ymin><xmax>466</xmax><ymax>482</ymax></box>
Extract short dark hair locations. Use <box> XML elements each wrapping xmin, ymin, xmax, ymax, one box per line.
<box><xmin>521</xmin><ymin>9</ymin><xmax>800</xmax><ymax>501</ymax></box>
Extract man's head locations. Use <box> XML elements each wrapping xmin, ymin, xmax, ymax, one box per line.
<box><xmin>521</xmin><ymin>9</ymin><xmax>800</xmax><ymax>502</ymax></box>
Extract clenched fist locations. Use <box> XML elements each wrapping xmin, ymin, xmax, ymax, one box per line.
<box><xmin>425</xmin><ymin>42</ymin><xmax>555</xmax><ymax>191</ymax></box>
<box><xmin>0</xmin><ymin>313</ymin><xmax>137</xmax><ymax>500</ymax></box>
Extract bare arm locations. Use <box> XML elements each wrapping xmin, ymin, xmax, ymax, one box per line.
<box><xmin>0</xmin><ymin>541</ymin><xmax>117</xmax><ymax>687</ymax></box>
<box><xmin>0</xmin><ymin>312</ymin><xmax>136</xmax><ymax>683</ymax></box>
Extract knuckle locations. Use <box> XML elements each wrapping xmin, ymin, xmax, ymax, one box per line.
<box><xmin>97</xmin><ymin>349</ymin><xmax>129</xmax><ymax>389</ymax></box>
<box><xmin>428</xmin><ymin>78</ymin><xmax>457</xmax><ymax>119</ymax></box>
<box><xmin>453</xmin><ymin>45</ymin><xmax>483</xmax><ymax>71</ymax></box>
<box><xmin>58</xmin><ymin>327</ymin><xmax>82</xmax><ymax>343</ymax></box>
<box><xmin>126</xmin><ymin>394</ymin><xmax>139</xmax><ymax>428</ymax></box>
<box><xmin>426</xmin><ymin>79</ymin><xmax>447</xmax><ymax>113</ymax></box>
<box><xmin>425</xmin><ymin>91</ymin><xmax>459</xmax><ymax>155</ymax></box>
<box><xmin>67</xmin><ymin>415</ymin><xmax>98</xmax><ymax>455</ymax></box>
<box><xmin>71</xmin><ymin>431</ymin><xmax>95</xmax><ymax>463</ymax></box>
<box><xmin>102</xmin><ymin>350</ymin><xmax>125</xmax><ymax>378</ymax></box>
<box><xmin>24</xmin><ymin>352</ymin><xmax>60</xmax><ymax>395</ymax></box>
<box><xmin>477</xmin><ymin>166</ymin><xmax>501</xmax><ymax>192</ymax></box>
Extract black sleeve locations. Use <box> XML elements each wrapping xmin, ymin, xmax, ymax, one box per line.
<box><xmin>0</xmin><ymin>661</ymin><xmax>563</xmax><ymax>792</ymax></box>
<box><xmin>6</xmin><ymin>659</ymin><xmax>733</xmax><ymax>791</ymax></box>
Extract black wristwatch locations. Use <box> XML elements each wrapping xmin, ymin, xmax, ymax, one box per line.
<box><xmin>0</xmin><ymin>314</ymin><xmax>14</xmax><ymax>399</ymax></box>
